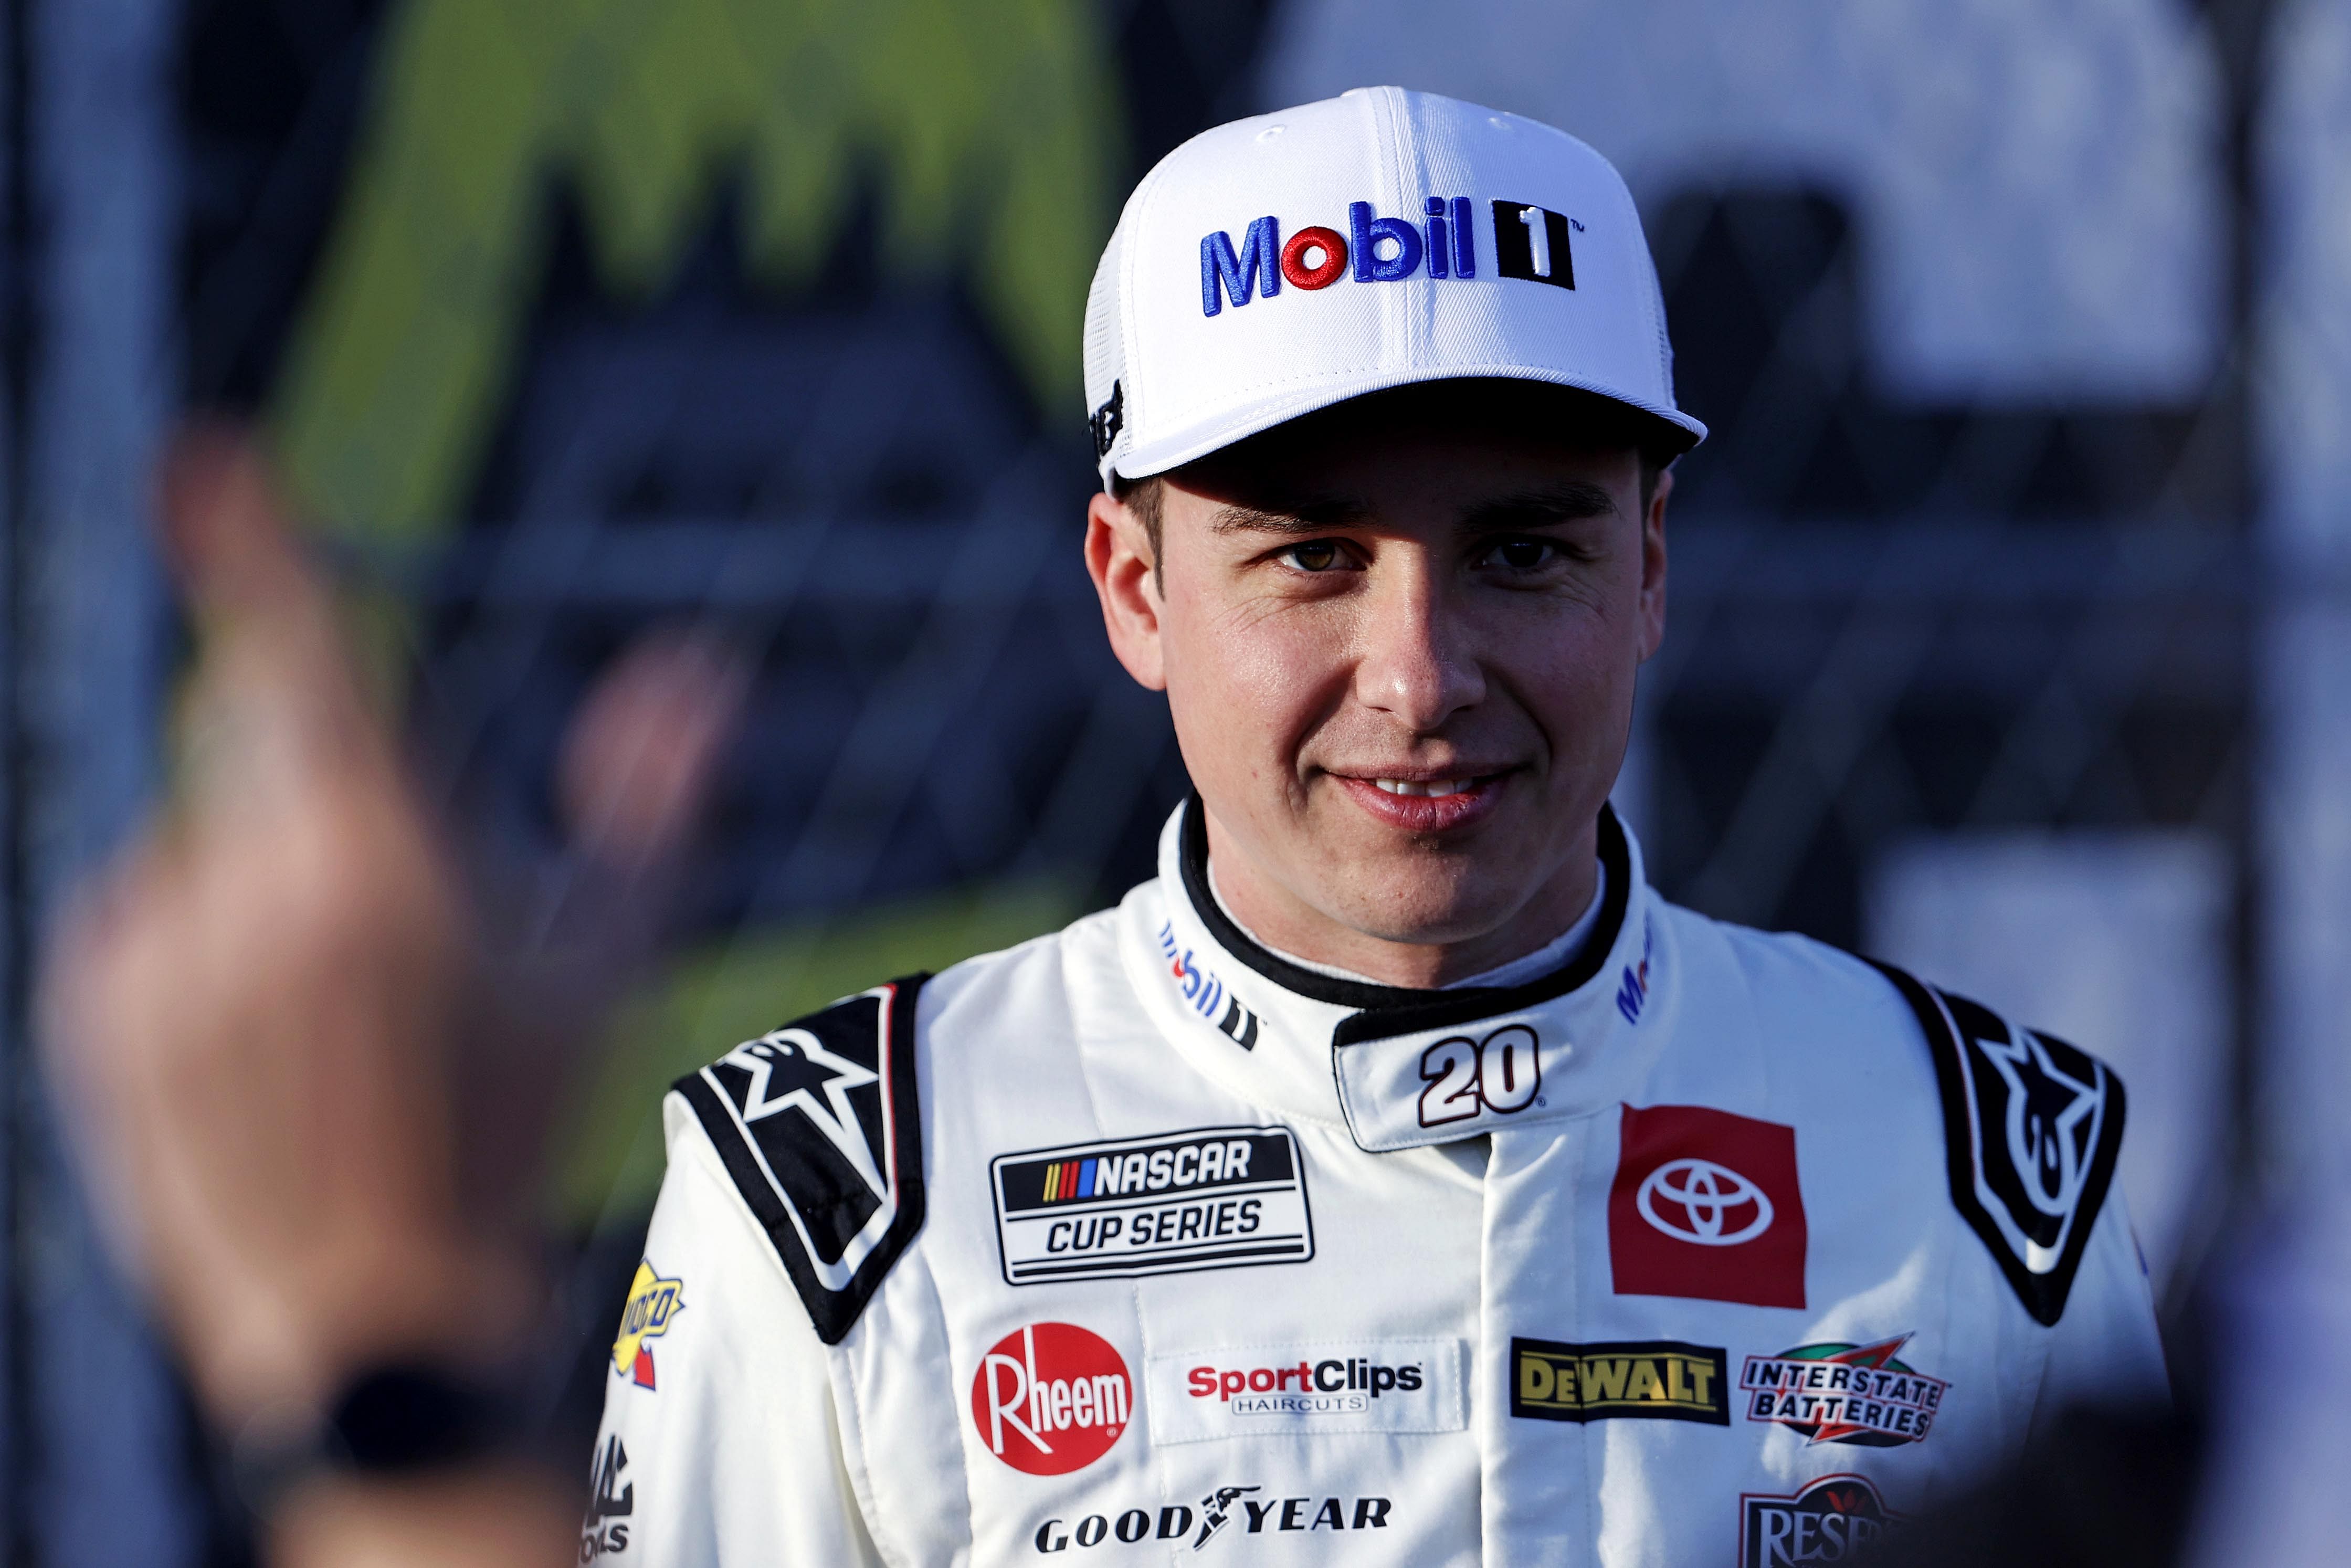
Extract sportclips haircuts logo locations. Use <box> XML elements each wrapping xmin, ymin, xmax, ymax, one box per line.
<box><xmin>1198</xmin><ymin>198</ymin><xmax>1577</xmax><ymax>315</ymax></box>
<box><xmin>1034</xmin><ymin>1486</ymin><xmax>1395</xmax><ymax>1553</ymax></box>
<box><xmin>1147</xmin><ymin>1339</ymin><xmax>1466</xmax><ymax>1444</ymax></box>
<box><xmin>972</xmin><ymin>1323</ymin><xmax>1133</xmax><ymax>1476</ymax></box>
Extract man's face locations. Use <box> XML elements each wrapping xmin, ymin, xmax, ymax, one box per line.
<box><xmin>1087</xmin><ymin>392</ymin><xmax>1670</xmax><ymax>982</ymax></box>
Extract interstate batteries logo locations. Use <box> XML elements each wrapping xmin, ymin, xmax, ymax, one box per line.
<box><xmin>991</xmin><ymin>1127</ymin><xmax>1313</xmax><ymax>1285</ymax></box>
<box><xmin>1146</xmin><ymin>1340</ymin><xmax>1466</xmax><ymax>1444</ymax></box>
<box><xmin>1742</xmin><ymin>1335</ymin><xmax>1948</xmax><ymax>1446</ymax></box>
<box><xmin>1740</xmin><ymin>1475</ymin><xmax>1904</xmax><ymax>1567</ymax></box>
<box><xmin>972</xmin><ymin>1323</ymin><xmax>1134</xmax><ymax>1476</ymax></box>
<box><xmin>1509</xmin><ymin>1338</ymin><xmax>1728</xmax><ymax>1425</ymax></box>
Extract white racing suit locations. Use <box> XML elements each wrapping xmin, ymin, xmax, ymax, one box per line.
<box><xmin>585</xmin><ymin>803</ymin><xmax>2165</xmax><ymax>1567</ymax></box>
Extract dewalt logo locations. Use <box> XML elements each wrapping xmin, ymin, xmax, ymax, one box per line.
<box><xmin>1509</xmin><ymin>1338</ymin><xmax>1728</xmax><ymax>1426</ymax></box>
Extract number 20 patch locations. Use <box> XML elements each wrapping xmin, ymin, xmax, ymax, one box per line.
<box><xmin>1419</xmin><ymin>1026</ymin><xmax>1541</xmax><ymax>1127</ymax></box>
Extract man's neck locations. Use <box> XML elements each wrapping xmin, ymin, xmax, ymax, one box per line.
<box><xmin>1200</xmin><ymin>808</ymin><xmax>1604</xmax><ymax>988</ymax></box>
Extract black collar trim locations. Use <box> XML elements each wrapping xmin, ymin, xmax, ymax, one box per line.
<box><xmin>1176</xmin><ymin>795</ymin><xmax>1634</xmax><ymax>1047</ymax></box>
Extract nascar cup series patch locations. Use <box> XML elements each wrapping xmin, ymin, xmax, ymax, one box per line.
<box><xmin>989</xmin><ymin>1126</ymin><xmax>1313</xmax><ymax>1285</ymax></box>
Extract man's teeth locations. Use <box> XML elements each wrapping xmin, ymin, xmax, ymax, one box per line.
<box><xmin>1373</xmin><ymin>778</ymin><xmax>1473</xmax><ymax>797</ymax></box>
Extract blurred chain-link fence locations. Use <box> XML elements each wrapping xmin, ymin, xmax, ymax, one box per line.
<box><xmin>2</xmin><ymin>0</ymin><xmax>2335</xmax><ymax>1561</ymax></box>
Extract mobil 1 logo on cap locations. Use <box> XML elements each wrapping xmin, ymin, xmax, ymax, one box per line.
<box><xmin>1199</xmin><ymin>198</ymin><xmax>1580</xmax><ymax>315</ymax></box>
<box><xmin>990</xmin><ymin>1126</ymin><xmax>1314</xmax><ymax>1285</ymax></box>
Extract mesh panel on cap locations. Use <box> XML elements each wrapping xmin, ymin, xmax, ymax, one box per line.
<box><xmin>1082</xmin><ymin>211</ymin><xmax>1129</xmax><ymax>483</ymax></box>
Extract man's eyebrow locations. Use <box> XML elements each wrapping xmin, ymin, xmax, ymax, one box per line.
<box><xmin>1461</xmin><ymin>482</ymin><xmax>1621</xmax><ymax>531</ymax></box>
<box><xmin>1206</xmin><ymin>498</ymin><xmax>1372</xmax><ymax>535</ymax></box>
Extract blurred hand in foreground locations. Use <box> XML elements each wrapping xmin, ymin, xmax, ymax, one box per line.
<box><xmin>37</xmin><ymin>427</ymin><xmax>742</xmax><ymax>1561</ymax></box>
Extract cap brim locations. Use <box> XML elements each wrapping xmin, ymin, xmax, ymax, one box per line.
<box><xmin>1106</xmin><ymin>365</ymin><xmax>1706</xmax><ymax>486</ymax></box>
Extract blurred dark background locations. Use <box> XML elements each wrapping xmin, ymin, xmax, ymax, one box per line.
<box><xmin>4</xmin><ymin>0</ymin><xmax>2343</xmax><ymax>1560</ymax></box>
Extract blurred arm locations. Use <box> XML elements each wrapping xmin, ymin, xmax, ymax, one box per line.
<box><xmin>2030</xmin><ymin>1187</ymin><xmax>2171</xmax><ymax>1439</ymax></box>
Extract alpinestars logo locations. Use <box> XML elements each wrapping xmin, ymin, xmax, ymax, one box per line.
<box><xmin>1742</xmin><ymin>1334</ymin><xmax>1948</xmax><ymax>1446</ymax></box>
<box><xmin>1870</xmin><ymin>964</ymin><xmax>2127</xmax><ymax>1326</ymax></box>
<box><xmin>1740</xmin><ymin>1475</ymin><xmax>1903</xmax><ymax>1566</ymax></box>
<box><xmin>580</xmin><ymin>1434</ymin><xmax>634</xmax><ymax>1559</ymax></box>
<box><xmin>675</xmin><ymin>981</ymin><xmax>926</xmax><ymax>1345</ymax></box>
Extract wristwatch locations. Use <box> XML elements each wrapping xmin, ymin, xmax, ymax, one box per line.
<box><xmin>229</xmin><ymin>1363</ymin><xmax>519</xmax><ymax>1519</ymax></box>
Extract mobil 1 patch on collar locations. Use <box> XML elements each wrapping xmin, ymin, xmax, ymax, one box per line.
<box><xmin>990</xmin><ymin>1126</ymin><xmax>1314</xmax><ymax>1286</ymax></box>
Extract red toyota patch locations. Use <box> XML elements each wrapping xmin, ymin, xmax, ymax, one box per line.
<box><xmin>1609</xmin><ymin>1104</ymin><xmax>1806</xmax><ymax>1308</ymax></box>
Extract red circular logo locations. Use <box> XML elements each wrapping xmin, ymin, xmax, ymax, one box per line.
<box><xmin>969</xmin><ymin>1322</ymin><xmax>1132</xmax><ymax>1475</ymax></box>
<box><xmin>1281</xmin><ymin>226</ymin><xmax>1349</xmax><ymax>289</ymax></box>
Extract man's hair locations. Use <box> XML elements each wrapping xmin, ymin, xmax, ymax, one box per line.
<box><xmin>1110</xmin><ymin>382</ymin><xmax>1677</xmax><ymax>591</ymax></box>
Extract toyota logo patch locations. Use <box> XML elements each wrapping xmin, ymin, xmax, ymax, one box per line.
<box><xmin>1636</xmin><ymin>1157</ymin><xmax>1776</xmax><ymax>1246</ymax></box>
<box><xmin>1609</xmin><ymin>1104</ymin><xmax>1807</xmax><ymax>1308</ymax></box>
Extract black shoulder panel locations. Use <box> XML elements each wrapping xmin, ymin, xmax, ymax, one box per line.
<box><xmin>1866</xmin><ymin>960</ymin><xmax>2126</xmax><ymax>1327</ymax></box>
<box><xmin>674</xmin><ymin>975</ymin><xmax>929</xmax><ymax>1345</ymax></box>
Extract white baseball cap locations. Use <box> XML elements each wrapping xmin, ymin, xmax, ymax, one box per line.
<box><xmin>1083</xmin><ymin>86</ymin><xmax>1705</xmax><ymax>488</ymax></box>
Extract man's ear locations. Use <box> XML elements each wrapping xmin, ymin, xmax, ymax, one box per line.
<box><xmin>1637</xmin><ymin>465</ymin><xmax>1671</xmax><ymax>665</ymax></box>
<box><xmin>1085</xmin><ymin>490</ymin><xmax>1167</xmax><ymax>691</ymax></box>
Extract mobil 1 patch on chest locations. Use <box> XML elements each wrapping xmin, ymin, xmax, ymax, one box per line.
<box><xmin>989</xmin><ymin>1125</ymin><xmax>1314</xmax><ymax>1286</ymax></box>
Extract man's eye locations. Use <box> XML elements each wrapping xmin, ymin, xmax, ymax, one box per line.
<box><xmin>1482</xmin><ymin>538</ymin><xmax>1560</xmax><ymax>571</ymax></box>
<box><xmin>1279</xmin><ymin>541</ymin><xmax>1349</xmax><ymax>572</ymax></box>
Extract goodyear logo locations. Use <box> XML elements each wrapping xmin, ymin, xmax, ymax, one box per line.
<box><xmin>1509</xmin><ymin>1337</ymin><xmax>1727</xmax><ymax>1425</ymax></box>
<box><xmin>612</xmin><ymin>1260</ymin><xmax>685</xmax><ymax>1390</ymax></box>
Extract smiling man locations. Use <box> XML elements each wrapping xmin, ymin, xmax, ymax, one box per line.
<box><xmin>591</xmin><ymin>88</ymin><xmax>2165</xmax><ymax>1567</ymax></box>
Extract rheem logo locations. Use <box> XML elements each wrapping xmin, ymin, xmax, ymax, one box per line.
<box><xmin>971</xmin><ymin>1323</ymin><xmax>1133</xmax><ymax>1476</ymax></box>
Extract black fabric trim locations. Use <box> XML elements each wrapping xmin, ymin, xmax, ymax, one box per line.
<box><xmin>674</xmin><ymin>974</ymin><xmax>930</xmax><ymax>1346</ymax></box>
<box><xmin>1176</xmin><ymin>794</ymin><xmax>1633</xmax><ymax>1046</ymax></box>
<box><xmin>1867</xmin><ymin>959</ymin><xmax>2126</xmax><ymax>1328</ymax></box>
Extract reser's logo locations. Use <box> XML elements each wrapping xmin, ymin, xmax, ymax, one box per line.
<box><xmin>972</xmin><ymin>1323</ymin><xmax>1133</xmax><ymax>1476</ymax></box>
<box><xmin>1740</xmin><ymin>1475</ymin><xmax>1904</xmax><ymax>1567</ymax></box>
<box><xmin>1417</xmin><ymin>1024</ymin><xmax>1541</xmax><ymax>1127</ymax></box>
<box><xmin>1637</xmin><ymin>1157</ymin><xmax>1776</xmax><ymax>1246</ymax></box>
<box><xmin>1199</xmin><ymin>198</ymin><xmax>1577</xmax><ymax>316</ymax></box>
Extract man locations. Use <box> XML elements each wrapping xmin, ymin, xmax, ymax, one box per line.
<box><xmin>592</xmin><ymin>88</ymin><xmax>2164</xmax><ymax>1566</ymax></box>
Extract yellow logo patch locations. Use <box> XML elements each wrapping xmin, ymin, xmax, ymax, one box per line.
<box><xmin>1510</xmin><ymin>1337</ymin><xmax>1727</xmax><ymax>1424</ymax></box>
<box><xmin>613</xmin><ymin>1260</ymin><xmax>686</xmax><ymax>1389</ymax></box>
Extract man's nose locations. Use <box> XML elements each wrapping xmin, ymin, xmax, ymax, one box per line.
<box><xmin>1350</xmin><ymin>563</ymin><xmax>1485</xmax><ymax>732</ymax></box>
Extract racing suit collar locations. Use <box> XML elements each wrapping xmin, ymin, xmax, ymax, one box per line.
<box><xmin>1131</xmin><ymin>798</ymin><xmax>1667</xmax><ymax>1152</ymax></box>
<box><xmin>1176</xmin><ymin>793</ymin><xmax>1635</xmax><ymax>1044</ymax></box>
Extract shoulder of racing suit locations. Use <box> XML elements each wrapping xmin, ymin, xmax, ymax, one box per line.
<box><xmin>1865</xmin><ymin>958</ymin><xmax>2129</xmax><ymax>1328</ymax></box>
<box><xmin>670</xmin><ymin>974</ymin><xmax>932</xmax><ymax>1345</ymax></box>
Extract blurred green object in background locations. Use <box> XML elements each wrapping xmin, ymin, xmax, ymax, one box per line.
<box><xmin>556</xmin><ymin>874</ymin><xmax>1090</xmax><ymax>1229</ymax></box>
<box><xmin>273</xmin><ymin>0</ymin><xmax>1121</xmax><ymax>545</ymax></box>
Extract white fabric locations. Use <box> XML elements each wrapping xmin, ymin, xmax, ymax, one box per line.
<box><xmin>592</xmin><ymin>805</ymin><xmax>2164</xmax><ymax>1566</ymax></box>
<box><xmin>1082</xmin><ymin>87</ymin><xmax>1705</xmax><ymax>488</ymax></box>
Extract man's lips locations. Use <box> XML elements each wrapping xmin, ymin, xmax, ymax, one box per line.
<box><xmin>1329</xmin><ymin>770</ymin><xmax>1513</xmax><ymax>833</ymax></box>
